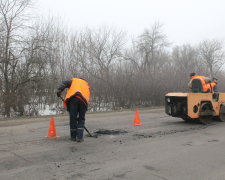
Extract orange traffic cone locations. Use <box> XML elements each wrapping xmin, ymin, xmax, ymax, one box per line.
<box><xmin>46</xmin><ymin>116</ymin><xmax>58</xmax><ymax>138</ymax></box>
<box><xmin>134</xmin><ymin>109</ymin><xmax>141</xmax><ymax>125</ymax></box>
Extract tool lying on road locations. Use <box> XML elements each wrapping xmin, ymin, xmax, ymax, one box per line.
<box><xmin>59</xmin><ymin>96</ymin><xmax>96</xmax><ymax>138</ymax></box>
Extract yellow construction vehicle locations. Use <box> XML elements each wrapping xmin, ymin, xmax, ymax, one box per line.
<box><xmin>165</xmin><ymin>92</ymin><xmax>225</xmax><ymax>124</ymax></box>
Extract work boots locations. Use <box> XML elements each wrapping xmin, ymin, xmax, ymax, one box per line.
<box><xmin>77</xmin><ymin>138</ymin><xmax>84</xmax><ymax>143</ymax></box>
<box><xmin>70</xmin><ymin>128</ymin><xmax>84</xmax><ymax>142</ymax></box>
<box><xmin>77</xmin><ymin>127</ymin><xmax>84</xmax><ymax>142</ymax></box>
<box><xmin>70</xmin><ymin>137</ymin><xmax>76</xmax><ymax>141</ymax></box>
<box><xmin>70</xmin><ymin>129</ymin><xmax>77</xmax><ymax>141</ymax></box>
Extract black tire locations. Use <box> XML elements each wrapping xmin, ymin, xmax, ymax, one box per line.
<box><xmin>218</xmin><ymin>105</ymin><xmax>225</xmax><ymax>122</ymax></box>
<box><xmin>171</xmin><ymin>104</ymin><xmax>177</xmax><ymax>115</ymax></box>
<box><xmin>182</xmin><ymin>117</ymin><xmax>192</xmax><ymax>122</ymax></box>
<box><xmin>199</xmin><ymin>116</ymin><xmax>211</xmax><ymax>124</ymax></box>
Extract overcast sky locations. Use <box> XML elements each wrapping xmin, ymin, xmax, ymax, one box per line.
<box><xmin>34</xmin><ymin>0</ymin><xmax>225</xmax><ymax>46</ymax></box>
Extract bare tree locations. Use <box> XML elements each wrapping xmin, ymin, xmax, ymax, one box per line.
<box><xmin>0</xmin><ymin>0</ymin><xmax>32</xmax><ymax>117</ymax></box>
<box><xmin>137</xmin><ymin>22</ymin><xmax>169</xmax><ymax>74</ymax></box>
<box><xmin>171</xmin><ymin>44</ymin><xmax>205</xmax><ymax>91</ymax></box>
<box><xmin>199</xmin><ymin>39</ymin><xmax>225</xmax><ymax>78</ymax></box>
<box><xmin>124</xmin><ymin>23</ymin><xmax>170</xmax><ymax>106</ymax></box>
<box><xmin>73</xmin><ymin>27</ymin><xmax>126</xmax><ymax>110</ymax></box>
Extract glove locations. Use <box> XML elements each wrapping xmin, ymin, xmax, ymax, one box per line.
<box><xmin>57</xmin><ymin>90</ymin><xmax>62</xmax><ymax>97</ymax></box>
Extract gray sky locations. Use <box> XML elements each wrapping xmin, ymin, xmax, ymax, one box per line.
<box><xmin>34</xmin><ymin>0</ymin><xmax>225</xmax><ymax>46</ymax></box>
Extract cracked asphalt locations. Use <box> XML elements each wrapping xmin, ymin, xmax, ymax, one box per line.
<box><xmin>1</xmin><ymin>108</ymin><xmax>225</xmax><ymax>180</ymax></box>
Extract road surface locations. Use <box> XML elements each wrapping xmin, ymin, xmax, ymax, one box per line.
<box><xmin>0</xmin><ymin>108</ymin><xmax>225</xmax><ymax>180</ymax></box>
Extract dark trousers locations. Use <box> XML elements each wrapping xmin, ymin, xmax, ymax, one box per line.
<box><xmin>67</xmin><ymin>96</ymin><xmax>87</xmax><ymax>140</ymax></box>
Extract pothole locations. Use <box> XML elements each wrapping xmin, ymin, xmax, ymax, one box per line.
<box><xmin>94</xmin><ymin>129</ymin><xmax>128</xmax><ymax>136</ymax></box>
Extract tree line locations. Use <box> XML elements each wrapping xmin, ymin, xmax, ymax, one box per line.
<box><xmin>0</xmin><ymin>0</ymin><xmax>225</xmax><ymax>117</ymax></box>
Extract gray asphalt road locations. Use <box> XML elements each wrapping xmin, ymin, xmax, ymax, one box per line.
<box><xmin>0</xmin><ymin>108</ymin><xmax>225</xmax><ymax>180</ymax></box>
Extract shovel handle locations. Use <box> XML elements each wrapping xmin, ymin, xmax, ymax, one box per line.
<box><xmin>59</xmin><ymin>96</ymin><xmax>64</xmax><ymax>102</ymax></box>
<box><xmin>84</xmin><ymin>126</ymin><xmax>93</xmax><ymax>137</ymax></box>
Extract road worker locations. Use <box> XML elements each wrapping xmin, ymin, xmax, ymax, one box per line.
<box><xmin>209</xmin><ymin>77</ymin><xmax>220</xmax><ymax>101</ymax></box>
<box><xmin>57</xmin><ymin>77</ymin><xmax>90</xmax><ymax>142</ymax></box>
<box><xmin>211</xmin><ymin>77</ymin><xmax>218</xmax><ymax>93</ymax></box>
<box><xmin>188</xmin><ymin>72</ymin><xmax>211</xmax><ymax>93</ymax></box>
<box><xmin>204</xmin><ymin>77</ymin><xmax>219</xmax><ymax>93</ymax></box>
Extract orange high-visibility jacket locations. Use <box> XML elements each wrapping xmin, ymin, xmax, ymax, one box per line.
<box><xmin>191</xmin><ymin>75</ymin><xmax>210</xmax><ymax>92</ymax></box>
<box><xmin>207</xmin><ymin>82</ymin><xmax>217</xmax><ymax>93</ymax></box>
<box><xmin>64</xmin><ymin>78</ymin><xmax>90</xmax><ymax>106</ymax></box>
<box><xmin>211</xmin><ymin>82</ymin><xmax>217</xmax><ymax>89</ymax></box>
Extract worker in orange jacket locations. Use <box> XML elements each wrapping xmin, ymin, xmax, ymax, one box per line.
<box><xmin>188</xmin><ymin>72</ymin><xmax>211</xmax><ymax>93</ymax></box>
<box><xmin>57</xmin><ymin>77</ymin><xmax>90</xmax><ymax>142</ymax></box>
<box><xmin>211</xmin><ymin>77</ymin><xmax>218</xmax><ymax>93</ymax></box>
<box><xmin>207</xmin><ymin>77</ymin><xmax>218</xmax><ymax>93</ymax></box>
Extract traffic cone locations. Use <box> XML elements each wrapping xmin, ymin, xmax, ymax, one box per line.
<box><xmin>134</xmin><ymin>109</ymin><xmax>141</xmax><ymax>125</ymax></box>
<box><xmin>46</xmin><ymin>116</ymin><xmax>58</xmax><ymax>138</ymax></box>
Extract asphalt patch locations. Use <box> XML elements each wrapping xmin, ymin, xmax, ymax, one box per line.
<box><xmin>133</xmin><ymin>125</ymin><xmax>210</xmax><ymax>139</ymax></box>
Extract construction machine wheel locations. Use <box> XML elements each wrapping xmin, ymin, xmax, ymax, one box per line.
<box><xmin>199</xmin><ymin>116</ymin><xmax>211</xmax><ymax>124</ymax></box>
<box><xmin>182</xmin><ymin>117</ymin><xmax>192</xmax><ymax>122</ymax></box>
<box><xmin>171</xmin><ymin>103</ymin><xmax>178</xmax><ymax>115</ymax></box>
<box><xmin>218</xmin><ymin>104</ymin><xmax>225</xmax><ymax>122</ymax></box>
<box><xmin>198</xmin><ymin>102</ymin><xmax>214</xmax><ymax>124</ymax></box>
